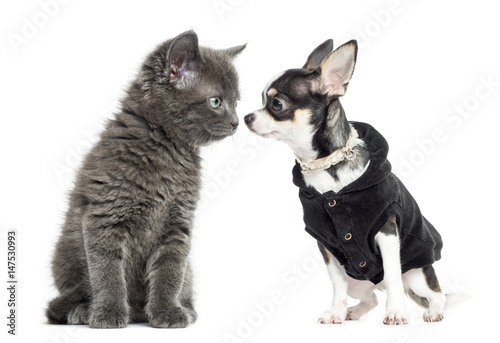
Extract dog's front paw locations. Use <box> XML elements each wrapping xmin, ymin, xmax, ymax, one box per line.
<box><xmin>149</xmin><ymin>306</ymin><xmax>194</xmax><ymax>328</ymax></box>
<box><xmin>383</xmin><ymin>310</ymin><xmax>408</xmax><ymax>325</ymax></box>
<box><xmin>423</xmin><ymin>309</ymin><xmax>443</xmax><ymax>322</ymax></box>
<box><xmin>89</xmin><ymin>304</ymin><xmax>129</xmax><ymax>329</ymax></box>
<box><xmin>318</xmin><ymin>310</ymin><xmax>346</xmax><ymax>324</ymax></box>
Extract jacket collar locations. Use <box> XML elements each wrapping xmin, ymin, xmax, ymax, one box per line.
<box><xmin>292</xmin><ymin>122</ymin><xmax>392</xmax><ymax>197</ymax></box>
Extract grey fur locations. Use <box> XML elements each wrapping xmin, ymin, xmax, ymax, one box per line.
<box><xmin>46</xmin><ymin>30</ymin><xmax>245</xmax><ymax>328</ymax></box>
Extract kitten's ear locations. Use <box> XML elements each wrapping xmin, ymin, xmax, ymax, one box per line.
<box><xmin>221</xmin><ymin>44</ymin><xmax>247</xmax><ymax>59</ymax></box>
<box><xmin>303</xmin><ymin>39</ymin><xmax>333</xmax><ymax>71</ymax></box>
<box><xmin>167</xmin><ymin>30</ymin><xmax>201</xmax><ymax>88</ymax></box>
<box><xmin>317</xmin><ymin>40</ymin><xmax>357</xmax><ymax>97</ymax></box>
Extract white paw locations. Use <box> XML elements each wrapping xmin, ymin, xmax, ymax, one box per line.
<box><xmin>423</xmin><ymin>309</ymin><xmax>443</xmax><ymax>322</ymax></box>
<box><xmin>383</xmin><ymin>310</ymin><xmax>408</xmax><ymax>325</ymax></box>
<box><xmin>318</xmin><ymin>311</ymin><xmax>346</xmax><ymax>324</ymax></box>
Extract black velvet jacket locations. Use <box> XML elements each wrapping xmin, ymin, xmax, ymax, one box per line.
<box><xmin>292</xmin><ymin>122</ymin><xmax>442</xmax><ymax>284</ymax></box>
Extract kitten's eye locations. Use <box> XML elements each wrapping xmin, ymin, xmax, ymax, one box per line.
<box><xmin>208</xmin><ymin>97</ymin><xmax>222</xmax><ymax>109</ymax></box>
<box><xmin>271</xmin><ymin>98</ymin><xmax>283</xmax><ymax>111</ymax></box>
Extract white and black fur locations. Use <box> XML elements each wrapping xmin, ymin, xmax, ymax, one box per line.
<box><xmin>244</xmin><ymin>39</ymin><xmax>446</xmax><ymax>324</ymax></box>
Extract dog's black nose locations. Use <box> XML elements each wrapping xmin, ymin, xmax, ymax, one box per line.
<box><xmin>244</xmin><ymin>113</ymin><xmax>255</xmax><ymax>126</ymax></box>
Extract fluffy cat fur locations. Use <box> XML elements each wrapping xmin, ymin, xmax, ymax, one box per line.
<box><xmin>46</xmin><ymin>30</ymin><xmax>245</xmax><ymax>328</ymax></box>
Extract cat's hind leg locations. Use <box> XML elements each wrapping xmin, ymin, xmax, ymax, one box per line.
<box><xmin>47</xmin><ymin>218</ymin><xmax>90</xmax><ymax>324</ymax></box>
<box><xmin>46</xmin><ymin>285</ymin><xmax>88</xmax><ymax>324</ymax></box>
<box><xmin>46</xmin><ymin>294</ymin><xmax>76</xmax><ymax>324</ymax></box>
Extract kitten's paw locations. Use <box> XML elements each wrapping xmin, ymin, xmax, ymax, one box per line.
<box><xmin>149</xmin><ymin>306</ymin><xmax>194</xmax><ymax>328</ymax></box>
<box><xmin>318</xmin><ymin>311</ymin><xmax>346</xmax><ymax>324</ymax></box>
<box><xmin>423</xmin><ymin>309</ymin><xmax>443</xmax><ymax>322</ymax></box>
<box><xmin>383</xmin><ymin>310</ymin><xmax>408</xmax><ymax>325</ymax></box>
<box><xmin>184</xmin><ymin>307</ymin><xmax>198</xmax><ymax>324</ymax></box>
<box><xmin>89</xmin><ymin>305</ymin><xmax>129</xmax><ymax>329</ymax></box>
<box><xmin>67</xmin><ymin>302</ymin><xmax>89</xmax><ymax>325</ymax></box>
<box><xmin>46</xmin><ymin>296</ymin><xmax>70</xmax><ymax>324</ymax></box>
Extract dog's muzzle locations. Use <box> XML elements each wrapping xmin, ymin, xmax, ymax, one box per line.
<box><xmin>244</xmin><ymin>113</ymin><xmax>256</xmax><ymax>127</ymax></box>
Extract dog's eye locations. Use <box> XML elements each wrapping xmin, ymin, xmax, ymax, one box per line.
<box><xmin>208</xmin><ymin>97</ymin><xmax>222</xmax><ymax>109</ymax></box>
<box><xmin>271</xmin><ymin>98</ymin><xmax>283</xmax><ymax>111</ymax></box>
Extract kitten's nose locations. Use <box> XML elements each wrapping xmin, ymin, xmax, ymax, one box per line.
<box><xmin>229</xmin><ymin>113</ymin><xmax>239</xmax><ymax>130</ymax></box>
<box><xmin>244</xmin><ymin>113</ymin><xmax>255</xmax><ymax>126</ymax></box>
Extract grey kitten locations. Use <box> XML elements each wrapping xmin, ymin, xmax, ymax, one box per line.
<box><xmin>46</xmin><ymin>31</ymin><xmax>245</xmax><ymax>328</ymax></box>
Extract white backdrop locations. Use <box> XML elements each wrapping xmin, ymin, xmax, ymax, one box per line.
<box><xmin>1</xmin><ymin>0</ymin><xmax>499</xmax><ymax>342</ymax></box>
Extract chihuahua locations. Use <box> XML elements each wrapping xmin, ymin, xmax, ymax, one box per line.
<box><xmin>244</xmin><ymin>39</ymin><xmax>445</xmax><ymax>325</ymax></box>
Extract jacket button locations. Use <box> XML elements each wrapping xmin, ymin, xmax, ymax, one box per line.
<box><xmin>345</xmin><ymin>233</ymin><xmax>352</xmax><ymax>240</ymax></box>
<box><xmin>359</xmin><ymin>261</ymin><xmax>367</xmax><ymax>268</ymax></box>
<box><xmin>328</xmin><ymin>200</ymin><xmax>336</xmax><ymax>207</ymax></box>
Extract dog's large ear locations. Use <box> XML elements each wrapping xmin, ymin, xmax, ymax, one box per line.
<box><xmin>318</xmin><ymin>40</ymin><xmax>357</xmax><ymax>97</ymax></box>
<box><xmin>303</xmin><ymin>39</ymin><xmax>334</xmax><ymax>71</ymax></box>
<box><xmin>167</xmin><ymin>30</ymin><xmax>201</xmax><ymax>88</ymax></box>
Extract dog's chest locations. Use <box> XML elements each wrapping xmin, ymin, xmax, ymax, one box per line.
<box><xmin>303</xmin><ymin>160</ymin><xmax>370</xmax><ymax>194</ymax></box>
<box><xmin>304</xmin><ymin>170</ymin><xmax>344</xmax><ymax>193</ymax></box>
